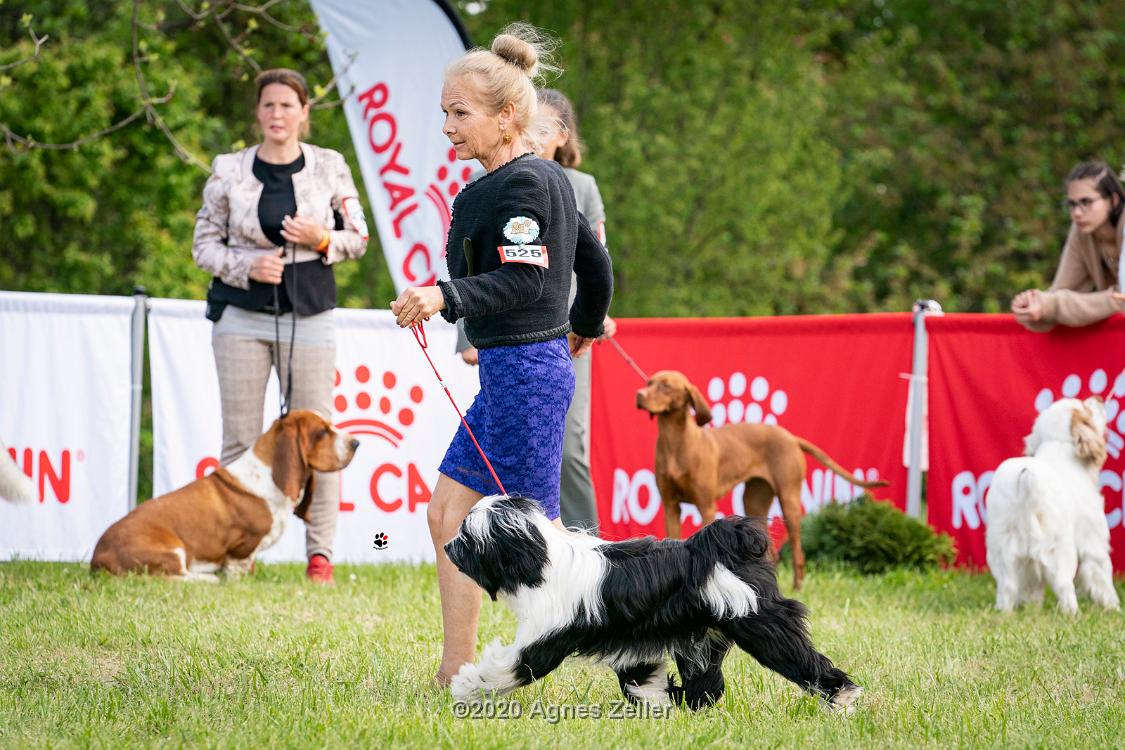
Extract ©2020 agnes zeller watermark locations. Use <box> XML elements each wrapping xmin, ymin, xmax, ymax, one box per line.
<box><xmin>452</xmin><ymin>699</ymin><xmax>673</xmax><ymax>722</ymax></box>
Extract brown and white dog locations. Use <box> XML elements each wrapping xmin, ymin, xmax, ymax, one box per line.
<box><xmin>91</xmin><ymin>410</ymin><xmax>358</xmax><ymax>580</ymax></box>
<box><xmin>636</xmin><ymin>370</ymin><xmax>889</xmax><ymax>590</ymax></box>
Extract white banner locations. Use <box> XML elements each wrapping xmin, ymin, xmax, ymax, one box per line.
<box><xmin>0</xmin><ymin>292</ymin><xmax>134</xmax><ymax>561</ymax></box>
<box><xmin>311</xmin><ymin>0</ymin><xmax>474</xmax><ymax>292</ymax></box>
<box><xmin>148</xmin><ymin>300</ymin><xmax>481</xmax><ymax>563</ymax></box>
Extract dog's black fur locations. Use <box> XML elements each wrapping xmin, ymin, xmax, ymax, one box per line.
<box><xmin>445</xmin><ymin>495</ymin><xmax>860</xmax><ymax>710</ymax></box>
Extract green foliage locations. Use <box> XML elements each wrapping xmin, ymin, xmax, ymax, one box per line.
<box><xmin>464</xmin><ymin>0</ymin><xmax>1125</xmax><ymax>315</ymax></box>
<box><xmin>3</xmin><ymin>1</ymin><xmax>1124</xmax><ymax>313</ymax></box>
<box><xmin>801</xmin><ymin>495</ymin><xmax>956</xmax><ymax>574</ymax></box>
<box><xmin>0</xmin><ymin>0</ymin><xmax>395</xmax><ymax>305</ymax></box>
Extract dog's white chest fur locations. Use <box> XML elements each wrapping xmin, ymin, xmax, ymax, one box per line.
<box><xmin>225</xmin><ymin>450</ymin><xmax>300</xmax><ymax>556</ymax></box>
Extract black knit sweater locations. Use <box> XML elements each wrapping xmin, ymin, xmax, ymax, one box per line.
<box><xmin>438</xmin><ymin>154</ymin><xmax>613</xmax><ymax>348</ymax></box>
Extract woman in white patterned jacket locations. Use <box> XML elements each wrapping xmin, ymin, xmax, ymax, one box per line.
<box><xmin>192</xmin><ymin>68</ymin><xmax>368</xmax><ymax>584</ymax></box>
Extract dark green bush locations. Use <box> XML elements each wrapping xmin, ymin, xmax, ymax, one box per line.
<box><xmin>800</xmin><ymin>495</ymin><xmax>956</xmax><ymax>574</ymax></box>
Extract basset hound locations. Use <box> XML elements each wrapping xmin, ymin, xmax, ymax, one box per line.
<box><xmin>91</xmin><ymin>410</ymin><xmax>358</xmax><ymax>580</ymax></box>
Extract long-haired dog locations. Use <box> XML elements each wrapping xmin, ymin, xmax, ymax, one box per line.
<box><xmin>444</xmin><ymin>495</ymin><xmax>862</xmax><ymax>712</ymax></box>
<box><xmin>986</xmin><ymin>396</ymin><xmax>1120</xmax><ymax>614</ymax></box>
<box><xmin>0</xmin><ymin>439</ymin><xmax>37</xmax><ymax>503</ymax></box>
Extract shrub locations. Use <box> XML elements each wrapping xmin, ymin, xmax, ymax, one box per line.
<box><xmin>800</xmin><ymin>495</ymin><xmax>955</xmax><ymax>574</ymax></box>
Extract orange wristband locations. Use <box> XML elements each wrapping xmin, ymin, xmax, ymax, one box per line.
<box><xmin>314</xmin><ymin>232</ymin><xmax>330</xmax><ymax>253</ymax></box>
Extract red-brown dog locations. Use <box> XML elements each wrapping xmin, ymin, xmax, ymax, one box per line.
<box><xmin>636</xmin><ymin>370</ymin><xmax>888</xmax><ymax>590</ymax></box>
<box><xmin>91</xmin><ymin>410</ymin><xmax>358</xmax><ymax>579</ymax></box>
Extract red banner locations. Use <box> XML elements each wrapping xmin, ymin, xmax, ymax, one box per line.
<box><xmin>590</xmin><ymin>315</ymin><xmax>912</xmax><ymax>542</ymax></box>
<box><xmin>927</xmin><ymin>314</ymin><xmax>1125</xmax><ymax>571</ymax></box>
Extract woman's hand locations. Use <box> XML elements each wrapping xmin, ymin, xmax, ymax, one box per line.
<box><xmin>598</xmin><ymin>315</ymin><xmax>617</xmax><ymax>340</ymax></box>
<box><xmin>281</xmin><ymin>214</ymin><xmax>328</xmax><ymax>247</ymax></box>
<box><xmin>460</xmin><ymin>347</ymin><xmax>479</xmax><ymax>366</ymax></box>
<box><xmin>1011</xmin><ymin>288</ymin><xmax>1043</xmax><ymax>323</ymax></box>
<box><xmin>249</xmin><ymin>249</ymin><xmax>285</xmax><ymax>285</ymax></box>
<box><xmin>569</xmin><ymin>332</ymin><xmax>595</xmax><ymax>358</ymax></box>
<box><xmin>391</xmin><ymin>286</ymin><xmax>446</xmax><ymax>328</ymax></box>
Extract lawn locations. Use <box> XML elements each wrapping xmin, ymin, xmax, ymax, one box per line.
<box><xmin>1</xmin><ymin>560</ymin><xmax>1122</xmax><ymax>748</ymax></box>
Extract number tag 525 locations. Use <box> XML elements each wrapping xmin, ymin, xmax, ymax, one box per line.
<box><xmin>497</xmin><ymin>245</ymin><xmax>549</xmax><ymax>269</ymax></box>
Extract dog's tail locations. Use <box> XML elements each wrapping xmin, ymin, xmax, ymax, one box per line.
<box><xmin>1014</xmin><ymin>467</ymin><xmax>1049</xmax><ymax>545</ymax></box>
<box><xmin>686</xmin><ymin>515</ymin><xmax>770</xmax><ymax>564</ymax></box>
<box><xmin>797</xmin><ymin>438</ymin><xmax>889</xmax><ymax>488</ymax></box>
<box><xmin>0</xmin><ymin>441</ymin><xmax>36</xmax><ymax>503</ymax></box>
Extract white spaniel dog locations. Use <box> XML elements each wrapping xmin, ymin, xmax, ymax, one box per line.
<box><xmin>986</xmin><ymin>396</ymin><xmax>1119</xmax><ymax>614</ymax></box>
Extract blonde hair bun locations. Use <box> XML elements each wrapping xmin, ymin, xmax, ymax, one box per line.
<box><xmin>489</xmin><ymin>22</ymin><xmax>559</xmax><ymax>81</ymax></box>
<box><xmin>492</xmin><ymin>33</ymin><xmax>538</xmax><ymax>77</ymax></box>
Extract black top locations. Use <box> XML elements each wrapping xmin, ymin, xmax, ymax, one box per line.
<box><xmin>203</xmin><ymin>151</ymin><xmax>337</xmax><ymax>322</ymax></box>
<box><xmin>253</xmin><ymin>153</ymin><xmax>305</xmax><ymax>247</ymax></box>
<box><xmin>438</xmin><ymin>154</ymin><xmax>613</xmax><ymax>348</ymax></box>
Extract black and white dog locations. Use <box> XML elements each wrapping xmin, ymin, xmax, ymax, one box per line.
<box><xmin>444</xmin><ymin>495</ymin><xmax>861</xmax><ymax>712</ymax></box>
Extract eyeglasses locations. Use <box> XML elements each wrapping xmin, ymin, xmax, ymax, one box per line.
<box><xmin>1065</xmin><ymin>196</ymin><xmax>1104</xmax><ymax>214</ymax></box>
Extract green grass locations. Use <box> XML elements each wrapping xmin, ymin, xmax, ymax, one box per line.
<box><xmin>1</xmin><ymin>561</ymin><xmax>1123</xmax><ymax>749</ymax></box>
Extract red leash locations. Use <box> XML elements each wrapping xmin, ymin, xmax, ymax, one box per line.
<box><xmin>410</xmin><ymin>321</ymin><xmax>507</xmax><ymax>495</ymax></box>
<box><xmin>605</xmin><ymin>334</ymin><xmax>650</xmax><ymax>382</ymax></box>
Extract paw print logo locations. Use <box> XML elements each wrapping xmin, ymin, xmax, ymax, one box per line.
<box><xmin>706</xmin><ymin>372</ymin><xmax>789</xmax><ymax>428</ymax></box>
<box><xmin>333</xmin><ymin>365</ymin><xmax>425</xmax><ymax>448</ymax></box>
<box><xmin>372</xmin><ymin>532</ymin><xmax>389</xmax><ymax>550</ymax></box>
<box><xmin>426</xmin><ymin>147</ymin><xmax>474</xmax><ymax>240</ymax></box>
<box><xmin>1034</xmin><ymin>368</ymin><xmax>1125</xmax><ymax>458</ymax></box>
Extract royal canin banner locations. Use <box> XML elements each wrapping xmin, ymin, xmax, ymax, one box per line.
<box><xmin>148</xmin><ymin>300</ymin><xmax>480</xmax><ymax>563</ymax></box>
<box><xmin>311</xmin><ymin>0</ymin><xmax>474</xmax><ymax>293</ymax></box>
<box><xmin>927</xmin><ymin>314</ymin><xmax>1125</xmax><ymax>572</ymax></box>
<box><xmin>0</xmin><ymin>292</ymin><xmax>134</xmax><ymax>561</ymax></box>
<box><xmin>590</xmin><ymin>315</ymin><xmax>913</xmax><ymax>542</ymax></box>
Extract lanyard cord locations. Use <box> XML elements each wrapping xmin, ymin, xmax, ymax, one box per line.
<box><xmin>410</xmin><ymin>321</ymin><xmax>506</xmax><ymax>495</ymax></box>
<box><xmin>272</xmin><ymin>247</ymin><xmax>296</xmax><ymax>417</ymax></box>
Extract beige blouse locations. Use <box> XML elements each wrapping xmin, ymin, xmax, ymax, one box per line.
<box><xmin>192</xmin><ymin>143</ymin><xmax>368</xmax><ymax>290</ymax></box>
<box><xmin>1021</xmin><ymin>220</ymin><xmax>1124</xmax><ymax>332</ymax></box>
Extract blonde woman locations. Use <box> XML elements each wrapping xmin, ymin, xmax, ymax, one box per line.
<box><xmin>390</xmin><ymin>25</ymin><xmax>614</xmax><ymax>686</ymax></box>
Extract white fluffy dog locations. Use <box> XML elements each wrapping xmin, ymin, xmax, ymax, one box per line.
<box><xmin>986</xmin><ymin>396</ymin><xmax>1119</xmax><ymax>614</ymax></box>
<box><xmin>0</xmin><ymin>439</ymin><xmax>36</xmax><ymax>503</ymax></box>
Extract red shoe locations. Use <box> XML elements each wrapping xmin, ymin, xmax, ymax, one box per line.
<box><xmin>306</xmin><ymin>554</ymin><xmax>335</xmax><ymax>585</ymax></box>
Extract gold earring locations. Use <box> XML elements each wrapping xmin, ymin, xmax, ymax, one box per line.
<box><xmin>502</xmin><ymin>132</ymin><xmax>512</xmax><ymax>145</ymax></box>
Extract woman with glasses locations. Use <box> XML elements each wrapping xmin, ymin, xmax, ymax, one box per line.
<box><xmin>1012</xmin><ymin>161</ymin><xmax>1125</xmax><ymax>331</ymax></box>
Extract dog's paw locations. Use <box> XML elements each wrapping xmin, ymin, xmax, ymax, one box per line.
<box><xmin>450</xmin><ymin>663</ymin><xmax>486</xmax><ymax>704</ymax></box>
<box><xmin>827</xmin><ymin>684</ymin><xmax>863</xmax><ymax>715</ymax></box>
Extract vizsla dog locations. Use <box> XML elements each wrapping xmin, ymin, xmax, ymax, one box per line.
<box><xmin>636</xmin><ymin>370</ymin><xmax>888</xmax><ymax>590</ymax></box>
<box><xmin>91</xmin><ymin>410</ymin><xmax>358</xmax><ymax>580</ymax></box>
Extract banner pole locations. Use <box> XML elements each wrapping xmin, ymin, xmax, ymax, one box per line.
<box><xmin>127</xmin><ymin>286</ymin><xmax>148</xmax><ymax>509</ymax></box>
<box><xmin>906</xmin><ymin>299</ymin><xmax>939</xmax><ymax>518</ymax></box>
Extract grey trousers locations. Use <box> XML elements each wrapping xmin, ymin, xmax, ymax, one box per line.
<box><xmin>212</xmin><ymin>332</ymin><xmax>339</xmax><ymax>560</ymax></box>
<box><xmin>560</xmin><ymin>353</ymin><xmax>599</xmax><ymax>531</ymax></box>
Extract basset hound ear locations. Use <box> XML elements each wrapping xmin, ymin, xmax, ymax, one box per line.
<box><xmin>688</xmin><ymin>383</ymin><xmax>712</xmax><ymax>426</ymax></box>
<box><xmin>293</xmin><ymin>473</ymin><xmax>316</xmax><ymax>521</ymax></box>
<box><xmin>272</xmin><ymin>418</ymin><xmax>310</xmax><ymax>505</ymax></box>
<box><xmin>1071</xmin><ymin>403</ymin><xmax>1107</xmax><ymax>467</ymax></box>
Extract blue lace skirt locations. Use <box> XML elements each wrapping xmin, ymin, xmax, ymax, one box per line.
<box><xmin>439</xmin><ymin>336</ymin><xmax>575</xmax><ymax>520</ymax></box>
